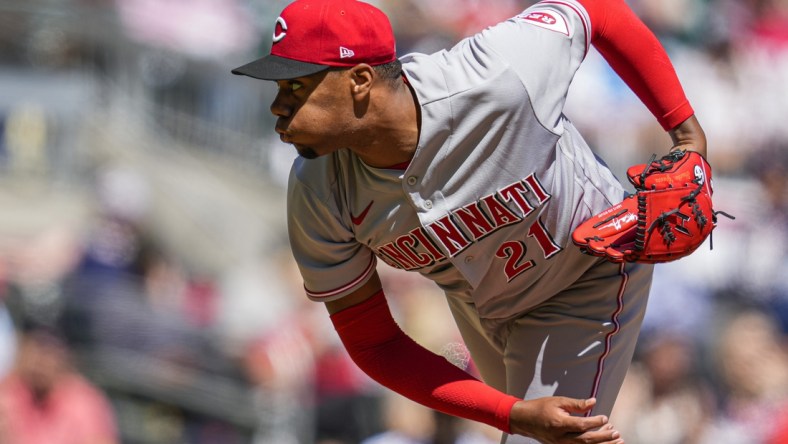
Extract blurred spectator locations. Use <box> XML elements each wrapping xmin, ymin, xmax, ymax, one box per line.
<box><xmin>58</xmin><ymin>163</ymin><xmax>224</xmax><ymax>370</ymax></box>
<box><xmin>361</xmin><ymin>391</ymin><xmax>499</xmax><ymax>444</ymax></box>
<box><xmin>746</xmin><ymin>0</ymin><xmax>788</xmax><ymax>50</ymax></box>
<box><xmin>610</xmin><ymin>333</ymin><xmax>716</xmax><ymax>444</ymax></box>
<box><xmin>361</xmin><ymin>391</ymin><xmax>436</xmax><ymax>444</ymax></box>
<box><xmin>310</xmin><ymin>322</ymin><xmax>382</xmax><ymax>444</ymax></box>
<box><xmin>0</xmin><ymin>262</ymin><xmax>16</xmax><ymax>379</ymax></box>
<box><xmin>738</xmin><ymin>141</ymin><xmax>788</xmax><ymax>323</ymax></box>
<box><xmin>638</xmin><ymin>262</ymin><xmax>716</xmax><ymax>345</ymax></box>
<box><xmin>3</xmin><ymin>103</ymin><xmax>48</xmax><ymax>179</ymax></box>
<box><xmin>378</xmin><ymin>0</ymin><xmax>527</xmax><ymax>56</ymax></box>
<box><xmin>0</xmin><ymin>303</ymin><xmax>15</xmax><ymax>379</ymax></box>
<box><xmin>703</xmin><ymin>309</ymin><xmax>788</xmax><ymax>443</ymax></box>
<box><xmin>771</xmin><ymin>411</ymin><xmax>788</xmax><ymax>444</ymax></box>
<box><xmin>0</xmin><ymin>321</ymin><xmax>119</xmax><ymax>444</ymax></box>
<box><xmin>358</xmin><ymin>268</ymin><xmax>501</xmax><ymax>444</ymax></box>
<box><xmin>242</xmin><ymin>308</ymin><xmax>316</xmax><ymax>444</ymax></box>
<box><xmin>632</xmin><ymin>0</ymin><xmax>719</xmax><ymax>46</ymax></box>
<box><xmin>115</xmin><ymin>0</ymin><xmax>259</xmax><ymax>61</ymax></box>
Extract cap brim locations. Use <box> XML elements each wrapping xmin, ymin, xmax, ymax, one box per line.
<box><xmin>231</xmin><ymin>54</ymin><xmax>329</xmax><ymax>81</ymax></box>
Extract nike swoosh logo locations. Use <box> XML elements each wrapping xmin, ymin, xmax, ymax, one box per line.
<box><xmin>351</xmin><ymin>201</ymin><xmax>374</xmax><ymax>225</ymax></box>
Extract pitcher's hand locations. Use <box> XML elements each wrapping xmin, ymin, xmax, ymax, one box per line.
<box><xmin>509</xmin><ymin>397</ymin><xmax>624</xmax><ymax>444</ymax></box>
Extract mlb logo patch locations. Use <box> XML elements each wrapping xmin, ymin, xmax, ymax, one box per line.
<box><xmin>517</xmin><ymin>9</ymin><xmax>570</xmax><ymax>36</ymax></box>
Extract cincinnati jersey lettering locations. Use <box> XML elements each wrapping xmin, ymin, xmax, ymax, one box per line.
<box><xmin>375</xmin><ymin>173</ymin><xmax>560</xmax><ymax>272</ymax></box>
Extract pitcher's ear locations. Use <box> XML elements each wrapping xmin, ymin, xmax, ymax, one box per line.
<box><xmin>348</xmin><ymin>63</ymin><xmax>375</xmax><ymax>97</ymax></box>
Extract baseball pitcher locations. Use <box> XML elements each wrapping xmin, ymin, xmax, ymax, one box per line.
<box><xmin>232</xmin><ymin>0</ymin><xmax>727</xmax><ymax>442</ymax></box>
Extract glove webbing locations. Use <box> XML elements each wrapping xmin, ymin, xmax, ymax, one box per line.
<box><xmin>709</xmin><ymin>209</ymin><xmax>736</xmax><ymax>250</ymax></box>
<box><xmin>638</xmin><ymin>152</ymin><xmax>707</xmax><ymax>250</ymax></box>
<box><xmin>638</xmin><ymin>150</ymin><xmax>686</xmax><ymax>189</ymax></box>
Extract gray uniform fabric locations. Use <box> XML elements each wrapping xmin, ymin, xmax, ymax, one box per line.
<box><xmin>287</xmin><ymin>1</ymin><xmax>653</xmax><ymax>441</ymax></box>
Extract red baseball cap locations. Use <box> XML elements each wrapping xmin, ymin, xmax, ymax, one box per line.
<box><xmin>232</xmin><ymin>0</ymin><xmax>397</xmax><ymax>81</ymax></box>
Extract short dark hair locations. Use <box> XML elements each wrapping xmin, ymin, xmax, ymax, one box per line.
<box><xmin>373</xmin><ymin>59</ymin><xmax>403</xmax><ymax>86</ymax></box>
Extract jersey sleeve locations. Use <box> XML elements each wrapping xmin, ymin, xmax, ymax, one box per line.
<box><xmin>477</xmin><ymin>0</ymin><xmax>592</xmax><ymax>134</ymax></box>
<box><xmin>287</xmin><ymin>162</ymin><xmax>377</xmax><ymax>302</ymax></box>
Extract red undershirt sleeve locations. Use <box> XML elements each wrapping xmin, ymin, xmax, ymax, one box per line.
<box><xmin>577</xmin><ymin>0</ymin><xmax>694</xmax><ymax>130</ymax></box>
<box><xmin>329</xmin><ymin>290</ymin><xmax>521</xmax><ymax>433</ymax></box>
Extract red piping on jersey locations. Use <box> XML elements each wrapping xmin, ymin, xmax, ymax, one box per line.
<box><xmin>587</xmin><ymin>262</ymin><xmax>628</xmax><ymax>412</ymax></box>
<box><xmin>305</xmin><ymin>254</ymin><xmax>376</xmax><ymax>299</ymax></box>
<box><xmin>387</xmin><ymin>160</ymin><xmax>411</xmax><ymax>170</ymax></box>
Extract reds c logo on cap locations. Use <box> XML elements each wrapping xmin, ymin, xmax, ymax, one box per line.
<box><xmin>273</xmin><ymin>16</ymin><xmax>287</xmax><ymax>43</ymax></box>
<box><xmin>231</xmin><ymin>0</ymin><xmax>397</xmax><ymax>81</ymax></box>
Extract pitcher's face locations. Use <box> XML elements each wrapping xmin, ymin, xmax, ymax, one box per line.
<box><xmin>270</xmin><ymin>69</ymin><xmax>357</xmax><ymax>159</ymax></box>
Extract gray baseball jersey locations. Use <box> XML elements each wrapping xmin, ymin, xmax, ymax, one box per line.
<box><xmin>288</xmin><ymin>3</ymin><xmax>654</xmax><ymax>437</ymax></box>
<box><xmin>288</xmin><ymin>0</ymin><xmax>625</xmax><ymax>319</ymax></box>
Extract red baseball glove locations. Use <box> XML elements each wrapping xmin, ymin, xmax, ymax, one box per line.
<box><xmin>572</xmin><ymin>150</ymin><xmax>734</xmax><ymax>263</ymax></box>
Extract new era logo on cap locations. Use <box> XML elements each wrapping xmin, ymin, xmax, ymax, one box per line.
<box><xmin>231</xmin><ymin>0</ymin><xmax>397</xmax><ymax>81</ymax></box>
<box><xmin>339</xmin><ymin>47</ymin><xmax>355</xmax><ymax>59</ymax></box>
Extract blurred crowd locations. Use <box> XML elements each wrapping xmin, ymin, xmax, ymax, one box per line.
<box><xmin>0</xmin><ymin>0</ymin><xmax>787</xmax><ymax>443</ymax></box>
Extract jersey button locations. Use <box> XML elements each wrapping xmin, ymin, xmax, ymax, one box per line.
<box><xmin>407</xmin><ymin>176</ymin><xmax>418</xmax><ymax>186</ymax></box>
<box><xmin>424</xmin><ymin>200</ymin><xmax>433</xmax><ymax>209</ymax></box>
